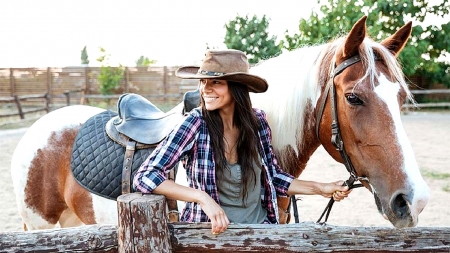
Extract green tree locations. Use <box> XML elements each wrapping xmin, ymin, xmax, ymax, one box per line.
<box><xmin>283</xmin><ymin>0</ymin><xmax>450</xmax><ymax>87</ymax></box>
<box><xmin>135</xmin><ymin>56</ymin><xmax>156</xmax><ymax>67</ymax></box>
<box><xmin>96</xmin><ymin>47</ymin><xmax>124</xmax><ymax>95</ymax></box>
<box><xmin>224</xmin><ymin>14</ymin><xmax>282</xmax><ymax>64</ymax></box>
<box><xmin>81</xmin><ymin>46</ymin><xmax>89</xmax><ymax>65</ymax></box>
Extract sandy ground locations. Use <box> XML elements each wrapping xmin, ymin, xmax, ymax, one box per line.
<box><xmin>0</xmin><ymin>111</ymin><xmax>449</xmax><ymax>232</ymax></box>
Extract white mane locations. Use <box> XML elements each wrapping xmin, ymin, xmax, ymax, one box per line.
<box><xmin>250</xmin><ymin>45</ymin><xmax>326</xmax><ymax>154</ymax></box>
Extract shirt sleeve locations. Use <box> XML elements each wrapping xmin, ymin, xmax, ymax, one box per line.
<box><xmin>133</xmin><ymin>111</ymin><xmax>201</xmax><ymax>193</ymax></box>
<box><xmin>255</xmin><ymin>109</ymin><xmax>295</xmax><ymax>197</ymax></box>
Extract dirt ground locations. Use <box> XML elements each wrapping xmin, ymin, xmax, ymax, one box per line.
<box><xmin>0</xmin><ymin>111</ymin><xmax>449</xmax><ymax>232</ymax></box>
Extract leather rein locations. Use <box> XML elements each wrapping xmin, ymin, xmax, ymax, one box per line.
<box><xmin>314</xmin><ymin>54</ymin><xmax>370</xmax><ymax>223</ymax></box>
<box><xmin>288</xmin><ymin>55</ymin><xmax>370</xmax><ymax>224</ymax></box>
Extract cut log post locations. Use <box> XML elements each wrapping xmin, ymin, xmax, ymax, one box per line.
<box><xmin>117</xmin><ymin>193</ymin><xmax>172</xmax><ymax>253</ymax></box>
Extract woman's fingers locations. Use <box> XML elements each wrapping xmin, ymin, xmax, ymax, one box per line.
<box><xmin>210</xmin><ymin>213</ymin><xmax>229</xmax><ymax>235</ymax></box>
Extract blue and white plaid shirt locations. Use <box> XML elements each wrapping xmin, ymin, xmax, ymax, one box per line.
<box><xmin>133</xmin><ymin>108</ymin><xmax>294</xmax><ymax>224</ymax></box>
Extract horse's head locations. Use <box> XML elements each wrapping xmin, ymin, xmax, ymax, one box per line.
<box><xmin>316</xmin><ymin>16</ymin><xmax>430</xmax><ymax>228</ymax></box>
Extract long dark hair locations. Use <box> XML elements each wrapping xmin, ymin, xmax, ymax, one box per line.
<box><xmin>201</xmin><ymin>81</ymin><xmax>263</xmax><ymax>204</ymax></box>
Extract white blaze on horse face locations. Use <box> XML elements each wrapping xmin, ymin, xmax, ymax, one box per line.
<box><xmin>374</xmin><ymin>74</ymin><xmax>430</xmax><ymax>219</ymax></box>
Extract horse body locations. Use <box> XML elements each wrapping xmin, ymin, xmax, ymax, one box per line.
<box><xmin>11</xmin><ymin>17</ymin><xmax>429</xmax><ymax>230</ymax></box>
<box><xmin>11</xmin><ymin>105</ymin><xmax>117</xmax><ymax>230</ymax></box>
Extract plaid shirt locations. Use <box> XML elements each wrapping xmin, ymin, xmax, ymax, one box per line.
<box><xmin>133</xmin><ymin>108</ymin><xmax>294</xmax><ymax>224</ymax></box>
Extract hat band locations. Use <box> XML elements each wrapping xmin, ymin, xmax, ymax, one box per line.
<box><xmin>198</xmin><ymin>69</ymin><xmax>226</xmax><ymax>77</ymax></box>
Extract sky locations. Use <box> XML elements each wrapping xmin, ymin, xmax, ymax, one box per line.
<box><xmin>1</xmin><ymin>0</ymin><xmax>321</xmax><ymax>68</ymax></box>
<box><xmin>1</xmin><ymin>0</ymin><xmax>446</xmax><ymax>68</ymax></box>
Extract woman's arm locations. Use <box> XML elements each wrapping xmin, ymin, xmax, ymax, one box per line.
<box><xmin>287</xmin><ymin>179</ymin><xmax>350</xmax><ymax>201</ymax></box>
<box><xmin>153</xmin><ymin>180</ymin><xmax>230</xmax><ymax>234</ymax></box>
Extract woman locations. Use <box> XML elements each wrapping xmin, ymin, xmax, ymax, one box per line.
<box><xmin>133</xmin><ymin>49</ymin><xmax>350</xmax><ymax>235</ymax></box>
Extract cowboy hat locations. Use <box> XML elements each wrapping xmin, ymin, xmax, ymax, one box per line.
<box><xmin>175</xmin><ymin>49</ymin><xmax>268</xmax><ymax>93</ymax></box>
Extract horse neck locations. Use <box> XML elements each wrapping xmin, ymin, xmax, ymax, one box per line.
<box><xmin>251</xmin><ymin>46</ymin><xmax>329</xmax><ymax>177</ymax></box>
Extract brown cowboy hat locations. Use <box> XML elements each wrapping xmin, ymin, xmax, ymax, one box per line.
<box><xmin>175</xmin><ymin>49</ymin><xmax>268</xmax><ymax>93</ymax></box>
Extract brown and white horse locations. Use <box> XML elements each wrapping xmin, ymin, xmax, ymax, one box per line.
<box><xmin>11</xmin><ymin>16</ymin><xmax>429</xmax><ymax>230</ymax></box>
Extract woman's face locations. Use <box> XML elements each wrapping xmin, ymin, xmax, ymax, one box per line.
<box><xmin>199</xmin><ymin>79</ymin><xmax>234</xmax><ymax>112</ymax></box>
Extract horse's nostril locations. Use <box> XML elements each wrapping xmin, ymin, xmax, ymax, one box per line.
<box><xmin>392</xmin><ymin>193</ymin><xmax>410</xmax><ymax>218</ymax></box>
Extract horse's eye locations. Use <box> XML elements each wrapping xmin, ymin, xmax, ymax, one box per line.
<box><xmin>345</xmin><ymin>93</ymin><xmax>363</xmax><ymax>105</ymax></box>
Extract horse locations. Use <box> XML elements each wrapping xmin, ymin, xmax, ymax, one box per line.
<box><xmin>11</xmin><ymin>16</ymin><xmax>429</xmax><ymax>230</ymax></box>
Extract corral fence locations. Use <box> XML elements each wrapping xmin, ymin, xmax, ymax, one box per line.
<box><xmin>0</xmin><ymin>193</ymin><xmax>449</xmax><ymax>252</ymax></box>
<box><xmin>0</xmin><ymin>67</ymin><xmax>198</xmax><ymax>120</ymax></box>
<box><xmin>0</xmin><ymin>67</ymin><xmax>449</xmax><ymax>120</ymax></box>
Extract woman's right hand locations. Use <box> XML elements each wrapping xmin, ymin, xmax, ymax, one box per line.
<box><xmin>198</xmin><ymin>192</ymin><xmax>229</xmax><ymax>235</ymax></box>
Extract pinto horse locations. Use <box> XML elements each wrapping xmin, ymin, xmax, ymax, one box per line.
<box><xmin>11</xmin><ymin>16</ymin><xmax>429</xmax><ymax>230</ymax></box>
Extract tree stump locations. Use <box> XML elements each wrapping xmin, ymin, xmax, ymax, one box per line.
<box><xmin>117</xmin><ymin>193</ymin><xmax>172</xmax><ymax>253</ymax></box>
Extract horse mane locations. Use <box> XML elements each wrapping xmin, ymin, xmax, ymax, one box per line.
<box><xmin>250</xmin><ymin>35</ymin><xmax>413</xmax><ymax>156</ymax></box>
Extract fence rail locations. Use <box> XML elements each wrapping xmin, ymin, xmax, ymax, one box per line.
<box><xmin>1</xmin><ymin>194</ymin><xmax>448</xmax><ymax>252</ymax></box>
<box><xmin>0</xmin><ymin>93</ymin><xmax>49</xmax><ymax>119</ymax></box>
<box><xmin>403</xmin><ymin>89</ymin><xmax>450</xmax><ymax>108</ymax></box>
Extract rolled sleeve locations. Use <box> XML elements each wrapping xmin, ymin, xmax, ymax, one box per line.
<box><xmin>133</xmin><ymin>113</ymin><xmax>201</xmax><ymax>193</ymax></box>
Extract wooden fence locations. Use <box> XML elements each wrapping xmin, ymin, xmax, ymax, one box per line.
<box><xmin>0</xmin><ymin>67</ymin><xmax>449</xmax><ymax>120</ymax></box>
<box><xmin>1</xmin><ymin>193</ymin><xmax>449</xmax><ymax>252</ymax></box>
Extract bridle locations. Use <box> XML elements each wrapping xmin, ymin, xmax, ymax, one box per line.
<box><xmin>314</xmin><ymin>55</ymin><xmax>370</xmax><ymax>223</ymax></box>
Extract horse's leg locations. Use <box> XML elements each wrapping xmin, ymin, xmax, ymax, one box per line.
<box><xmin>278</xmin><ymin>198</ymin><xmax>291</xmax><ymax>224</ymax></box>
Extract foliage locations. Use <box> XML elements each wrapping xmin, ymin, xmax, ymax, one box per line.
<box><xmin>224</xmin><ymin>14</ymin><xmax>282</xmax><ymax>64</ymax></box>
<box><xmin>282</xmin><ymin>0</ymin><xmax>450</xmax><ymax>87</ymax></box>
<box><xmin>135</xmin><ymin>56</ymin><xmax>156</xmax><ymax>67</ymax></box>
<box><xmin>81</xmin><ymin>46</ymin><xmax>89</xmax><ymax>65</ymax></box>
<box><xmin>96</xmin><ymin>47</ymin><xmax>124</xmax><ymax>95</ymax></box>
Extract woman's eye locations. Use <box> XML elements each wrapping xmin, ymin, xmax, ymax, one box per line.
<box><xmin>346</xmin><ymin>93</ymin><xmax>364</xmax><ymax>105</ymax></box>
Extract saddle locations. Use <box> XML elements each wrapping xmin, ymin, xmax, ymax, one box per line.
<box><xmin>71</xmin><ymin>92</ymin><xmax>199</xmax><ymax>222</ymax></box>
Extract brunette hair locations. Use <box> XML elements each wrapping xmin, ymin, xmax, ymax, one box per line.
<box><xmin>201</xmin><ymin>81</ymin><xmax>263</xmax><ymax>204</ymax></box>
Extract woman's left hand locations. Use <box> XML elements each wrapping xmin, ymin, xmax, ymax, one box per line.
<box><xmin>320</xmin><ymin>180</ymin><xmax>352</xmax><ymax>201</ymax></box>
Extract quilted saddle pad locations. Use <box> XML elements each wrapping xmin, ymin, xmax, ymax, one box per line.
<box><xmin>71</xmin><ymin>110</ymin><xmax>155</xmax><ymax>200</ymax></box>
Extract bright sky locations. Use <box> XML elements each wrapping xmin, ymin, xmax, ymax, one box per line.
<box><xmin>1</xmin><ymin>0</ymin><xmax>446</xmax><ymax>68</ymax></box>
<box><xmin>1</xmin><ymin>0</ymin><xmax>320</xmax><ymax>68</ymax></box>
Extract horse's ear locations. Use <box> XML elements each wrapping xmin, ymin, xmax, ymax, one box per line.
<box><xmin>381</xmin><ymin>21</ymin><xmax>412</xmax><ymax>56</ymax></box>
<box><xmin>338</xmin><ymin>16</ymin><xmax>367</xmax><ymax>63</ymax></box>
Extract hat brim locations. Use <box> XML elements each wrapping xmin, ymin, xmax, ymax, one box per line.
<box><xmin>176</xmin><ymin>66</ymin><xmax>268</xmax><ymax>93</ymax></box>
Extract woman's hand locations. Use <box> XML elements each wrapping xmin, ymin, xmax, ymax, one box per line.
<box><xmin>320</xmin><ymin>180</ymin><xmax>351</xmax><ymax>201</ymax></box>
<box><xmin>198</xmin><ymin>192</ymin><xmax>230</xmax><ymax>235</ymax></box>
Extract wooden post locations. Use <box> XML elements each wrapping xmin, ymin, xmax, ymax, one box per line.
<box><xmin>64</xmin><ymin>91</ymin><xmax>71</xmax><ymax>106</ymax></box>
<box><xmin>124</xmin><ymin>67</ymin><xmax>129</xmax><ymax>93</ymax></box>
<box><xmin>9</xmin><ymin>68</ymin><xmax>14</xmax><ymax>97</ymax></box>
<box><xmin>46</xmin><ymin>67</ymin><xmax>52</xmax><ymax>105</ymax></box>
<box><xmin>81</xmin><ymin>67</ymin><xmax>90</xmax><ymax>105</ymax></box>
<box><xmin>117</xmin><ymin>193</ymin><xmax>172</xmax><ymax>253</ymax></box>
<box><xmin>163</xmin><ymin>66</ymin><xmax>168</xmax><ymax>104</ymax></box>
<box><xmin>13</xmin><ymin>95</ymin><xmax>24</xmax><ymax>119</ymax></box>
<box><xmin>44</xmin><ymin>93</ymin><xmax>50</xmax><ymax>112</ymax></box>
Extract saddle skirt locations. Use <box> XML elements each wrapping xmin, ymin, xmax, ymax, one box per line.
<box><xmin>71</xmin><ymin>110</ymin><xmax>156</xmax><ymax>200</ymax></box>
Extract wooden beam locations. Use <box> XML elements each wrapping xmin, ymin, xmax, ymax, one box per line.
<box><xmin>169</xmin><ymin>222</ymin><xmax>450</xmax><ymax>252</ymax></box>
<box><xmin>0</xmin><ymin>224</ymin><xmax>118</xmax><ymax>253</ymax></box>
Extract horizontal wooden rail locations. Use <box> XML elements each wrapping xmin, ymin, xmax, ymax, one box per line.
<box><xmin>404</xmin><ymin>89</ymin><xmax>450</xmax><ymax>109</ymax></box>
<box><xmin>0</xmin><ymin>224</ymin><xmax>117</xmax><ymax>252</ymax></box>
<box><xmin>0</xmin><ymin>93</ymin><xmax>49</xmax><ymax>119</ymax></box>
<box><xmin>116</xmin><ymin>193</ymin><xmax>450</xmax><ymax>253</ymax></box>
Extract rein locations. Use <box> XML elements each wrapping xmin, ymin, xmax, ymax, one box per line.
<box><xmin>314</xmin><ymin>55</ymin><xmax>368</xmax><ymax>224</ymax></box>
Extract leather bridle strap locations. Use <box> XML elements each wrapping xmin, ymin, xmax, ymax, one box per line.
<box><xmin>314</xmin><ymin>55</ymin><xmax>367</xmax><ymax>224</ymax></box>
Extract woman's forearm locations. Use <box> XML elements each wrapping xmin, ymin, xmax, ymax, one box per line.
<box><xmin>152</xmin><ymin>180</ymin><xmax>208</xmax><ymax>204</ymax></box>
<box><xmin>287</xmin><ymin>179</ymin><xmax>323</xmax><ymax>196</ymax></box>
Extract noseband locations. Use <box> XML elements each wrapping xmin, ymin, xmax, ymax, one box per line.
<box><xmin>314</xmin><ymin>55</ymin><xmax>369</xmax><ymax>223</ymax></box>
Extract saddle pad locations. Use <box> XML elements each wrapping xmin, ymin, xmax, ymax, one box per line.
<box><xmin>71</xmin><ymin>110</ymin><xmax>155</xmax><ymax>200</ymax></box>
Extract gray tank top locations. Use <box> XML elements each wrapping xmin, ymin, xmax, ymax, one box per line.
<box><xmin>217</xmin><ymin>161</ymin><xmax>267</xmax><ymax>224</ymax></box>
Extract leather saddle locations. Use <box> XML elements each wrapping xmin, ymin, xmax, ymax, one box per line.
<box><xmin>71</xmin><ymin>92</ymin><xmax>200</xmax><ymax>222</ymax></box>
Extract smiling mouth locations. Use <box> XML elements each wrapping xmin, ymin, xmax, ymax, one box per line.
<box><xmin>203</xmin><ymin>96</ymin><xmax>218</xmax><ymax>102</ymax></box>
